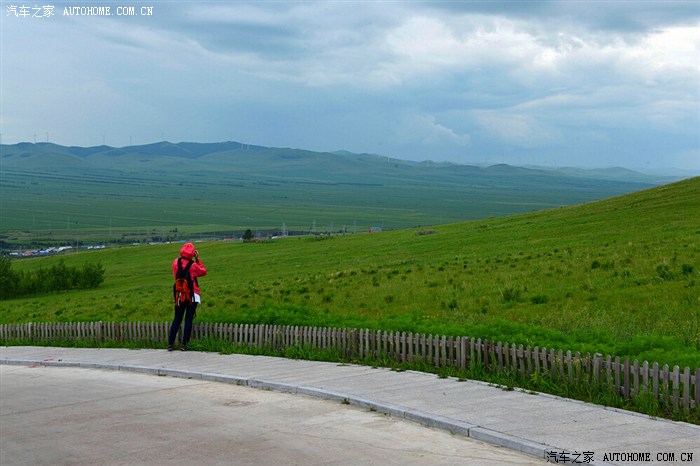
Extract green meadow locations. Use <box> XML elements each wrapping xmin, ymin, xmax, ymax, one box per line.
<box><xmin>2</xmin><ymin>177</ymin><xmax>699</xmax><ymax>370</ymax></box>
<box><xmin>0</xmin><ymin>142</ymin><xmax>662</xmax><ymax>246</ymax></box>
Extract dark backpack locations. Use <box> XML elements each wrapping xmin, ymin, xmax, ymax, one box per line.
<box><xmin>173</xmin><ymin>258</ymin><xmax>194</xmax><ymax>307</ymax></box>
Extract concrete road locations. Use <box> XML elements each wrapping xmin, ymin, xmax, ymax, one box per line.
<box><xmin>0</xmin><ymin>365</ymin><xmax>543</xmax><ymax>465</ymax></box>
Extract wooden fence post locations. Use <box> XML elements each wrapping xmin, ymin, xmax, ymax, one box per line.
<box><xmin>671</xmin><ymin>365</ymin><xmax>680</xmax><ymax>407</ymax></box>
<box><xmin>448</xmin><ymin>336</ymin><xmax>454</xmax><ymax>367</ymax></box>
<box><xmin>549</xmin><ymin>348</ymin><xmax>557</xmax><ymax>379</ymax></box>
<box><xmin>358</xmin><ymin>328</ymin><xmax>365</xmax><ymax>359</ymax></box>
<box><xmin>652</xmin><ymin>362</ymin><xmax>660</xmax><ymax>399</ymax></box>
<box><xmin>473</xmin><ymin>338</ymin><xmax>480</xmax><ymax>368</ymax></box>
<box><xmin>681</xmin><ymin>367</ymin><xmax>690</xmax><ymax>409</ymax></box>
<box><xmin>440</xmin><ymin>335</ymin><xmax>447</xmax><ymax>367</ymax></box>
<box><xmin>661</xmin><ymin>364</ymin><xmax>670</xmax><ymax>404</ymax></box>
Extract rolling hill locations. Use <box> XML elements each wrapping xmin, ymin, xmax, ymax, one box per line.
<box><xmin>0</xmin><ymin>141</ymin><xmax>678</xmax><ymax>248</ymax></box>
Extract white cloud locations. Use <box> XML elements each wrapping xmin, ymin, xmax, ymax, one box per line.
<box><xmin>390</xmin><ymin>113</ymin><xmax>470</xmax><ymax>148</ymax></box>
<box><xmin>381</xmin><ymin>16</ymin><xmax>543</xmax><ymax>83</ymax></box>
<box><xmin>473</xmin><ymin>110</ymin><xmax>562</xmax><ymax>149</ymax></box>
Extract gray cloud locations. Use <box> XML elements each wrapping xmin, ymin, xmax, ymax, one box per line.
<box><xmin>1</xmin><ymin>1</ymin><xmax>698</xmax><ymax>170</ymax></box>
<box><xmin>418</xmin><ymin>1</ymin><xmax>700</xmax><ymax>32</ymax></box>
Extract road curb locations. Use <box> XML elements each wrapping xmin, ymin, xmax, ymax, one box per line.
<box><xmin>1</xmin><ymin>355</ymin><xmax>618</xmax><ymax>465</ymax></box>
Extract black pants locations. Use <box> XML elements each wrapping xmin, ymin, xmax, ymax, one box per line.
<box><xmin>168</xmin><ymin>302</ymin><xmax>198</xmax><ymax>346</ymax></box>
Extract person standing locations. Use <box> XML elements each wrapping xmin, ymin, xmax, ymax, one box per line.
<box><xmin>167</xmin><ymin>242</ymin><xmax>207</xmax><ymax>351</ymax></box>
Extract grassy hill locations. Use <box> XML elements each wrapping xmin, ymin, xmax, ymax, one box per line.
<box><xmin>3</xmin><ymin>176</ymin><xmax>699</xmax><ymax>369</ymax></box>
<box><xmin>0</xmin><ymin>141</ymin><xmax>668</xmax><ymax>247</ymax></box>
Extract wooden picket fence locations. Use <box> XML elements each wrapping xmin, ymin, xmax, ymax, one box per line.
<box><xmin>1</xmin><ymin>321</ymin><xmax>698</xmax><ymax>411</ymax></box>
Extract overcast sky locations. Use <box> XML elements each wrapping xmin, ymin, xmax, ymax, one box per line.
<box><xmin>1</xmin><ymin>1</ymin><xmax>699</xmax><ymax>170</ymax></box>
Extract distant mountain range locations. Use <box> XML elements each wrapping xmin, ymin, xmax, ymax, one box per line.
<box><xmin>0</xmin><ymin>140</ymin><xmax>687</xmax><ymax>185</ymax></box>
<box><xmin>1</xmin><ymin>141</ymin><xmax>693</xmax><ymax>243</ymax></box>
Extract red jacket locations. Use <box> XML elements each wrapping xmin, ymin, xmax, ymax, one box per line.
<box><xmin>172</xmin><ymin>243</ymin><xmax>207</xmax><ymax>295</ymax></box>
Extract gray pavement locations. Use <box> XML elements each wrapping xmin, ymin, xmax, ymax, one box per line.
<box><xmin>2</xmin><ymin>346</ymin><xmax>699</xmax><ymax>465</ymax></box>
<box><xmin>0</xmin><ymin>365</ymin><xmax>540</xmax><ymax>466</ymax></box>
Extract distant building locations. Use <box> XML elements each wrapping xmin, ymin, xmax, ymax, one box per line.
<box><xmin>368</xmin><ymin>226</ymin><xmax>382</xmax><ymax>233</ymax></box>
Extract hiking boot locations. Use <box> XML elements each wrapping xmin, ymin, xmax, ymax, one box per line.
<box><xmin>166</xmin><ymin>345</ymin><xmax>174</xmax><ymax>352</ymax></box>
<box><xmin>180</xmin><ymin>344</ymin><xmax>187</xmax><ymax>352</ymax></box>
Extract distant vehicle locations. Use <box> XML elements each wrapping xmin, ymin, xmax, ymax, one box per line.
<box><xmin>368</xmin><ymin>226</ymin><xmax>382</xmax><ymax>233</ymax></box>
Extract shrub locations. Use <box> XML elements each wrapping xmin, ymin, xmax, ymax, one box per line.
<box><xmin>500</xmin><ymin>286</ymin><xmax>522</xmax><ymax>303</ymax></box>
<box><xmin>656</xmin><ymin>264</ymin><xmax>673</xmax><ymax>281</ymax></box>
<box><xmin>0</xmin><ymin>258</ymin><xmax>18</xmax><ymax>300</ymax></box>
<box><xmin>0</xmin><ymin>259</ymin><xmax>105</xmax><ymax>300</ymax></box>
<box><xmin>530</xmin><ymin>295</ymin><xmax>549</xmax><ymax>305</ymax></box>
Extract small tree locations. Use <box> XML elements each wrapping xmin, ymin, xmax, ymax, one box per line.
<box><xmin>242</xmin><ymin>229</ymin><xmax>254</xmax><ymax>242</ymax></box>
<box><xmin>0</xmin><ymin>257</ymin><xmax>17</xmax><ymax>300</ymax></box>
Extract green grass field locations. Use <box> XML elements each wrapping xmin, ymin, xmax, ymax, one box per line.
<box><xmin>2</xmin><ymin>177</ymin><xmax>698</xmax><ymax>370</ymax></box>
